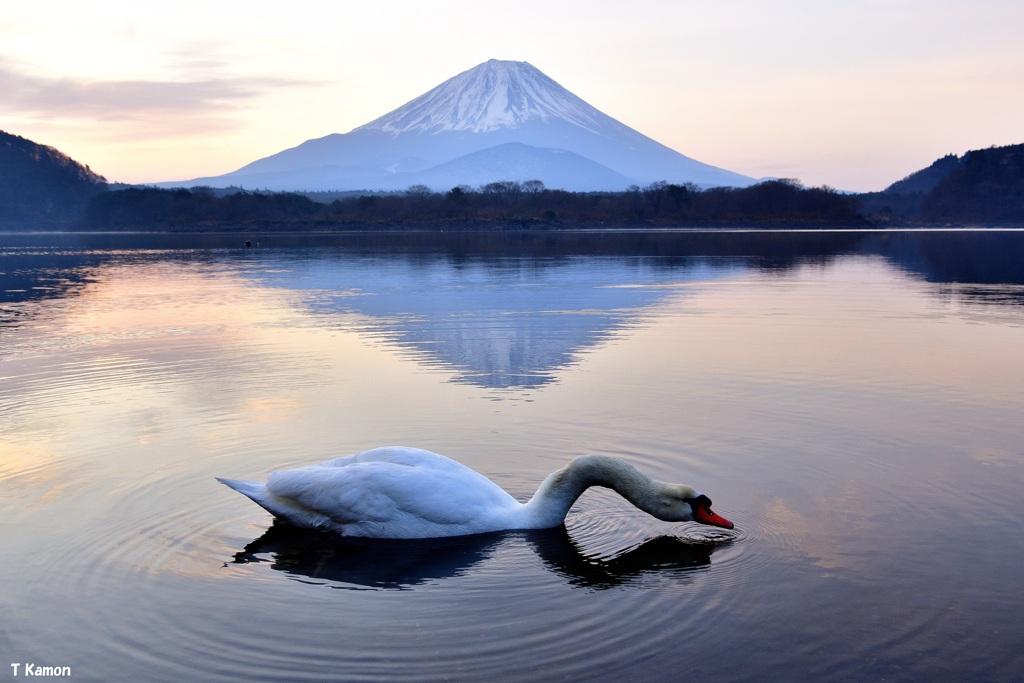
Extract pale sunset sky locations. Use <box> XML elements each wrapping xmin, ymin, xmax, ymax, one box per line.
<box><xmin>2</xmin><ymin>0</ymin><xmax>1022</xmax><ymax>192</ymax></box>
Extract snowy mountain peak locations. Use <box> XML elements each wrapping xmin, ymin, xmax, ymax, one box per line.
<box><xmin>169</xmin><ymin>60</ymin><xmax>757</xmax><ymax>191</ymax></box>
<box><xmin>355</xmin><ymin>59</ymin><xmax>607</xmax><ymax>136</ymax></box>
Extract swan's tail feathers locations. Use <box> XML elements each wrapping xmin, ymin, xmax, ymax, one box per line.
<box><xmin>216</xmin><ymin>477</ymin><xmax>332</xmax><ymax>530</ymax></box>
<box><xmin>217</xmin><ymin>477</ymin><xmax>266</xmax><ymax>499</ymax></box>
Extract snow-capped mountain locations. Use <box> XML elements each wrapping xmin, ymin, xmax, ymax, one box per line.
<box><xmin>170</xmin><ymin>59</ymin><xmax>754</xmax><ymax>192</ymax></box>
<box><xmin>356</xmin><ymin>59</ymin><xmax>610</xmax><ymax>135</ymax></box>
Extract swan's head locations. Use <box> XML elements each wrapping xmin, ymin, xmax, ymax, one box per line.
<box><xmin>660</xmin><ymin>486</ymin><xmax>734</xmax><ymax>529</ymax></box>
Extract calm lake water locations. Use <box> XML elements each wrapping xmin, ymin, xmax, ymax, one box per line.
<box><xmin>2</xmin><ymin>229</ymin><xmax>1023</xmax><ymax>682</ymax></box>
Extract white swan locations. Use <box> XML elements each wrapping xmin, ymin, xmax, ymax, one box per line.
<box><xmin>217</xmin><ymin>446</ymin><xmax>734</xmax><ymax>539</ymax></box>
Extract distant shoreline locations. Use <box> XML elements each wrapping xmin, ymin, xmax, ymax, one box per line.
<box><xmin>4</xmin><ymin>225</ymin><xmax>1023</xmax><ymax>237</ymax></box>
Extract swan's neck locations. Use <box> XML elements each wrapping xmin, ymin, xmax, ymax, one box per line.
<box><xmin>522</xmin><ymin>455</ymin><xmax>681</xmax><ymax>528</ymax></box>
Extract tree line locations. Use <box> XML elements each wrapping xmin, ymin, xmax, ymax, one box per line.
<box><xmin>82</xmin><ymin>179</ymin><xmax>866</xmax><ymax>229</ymax></box>
<box><xmin>6</xmin><ymin>129</ymin><xmax>1021</xmax><ymax>230</ymax></box>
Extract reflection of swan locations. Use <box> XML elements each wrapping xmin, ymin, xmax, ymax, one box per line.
<box><xmin>527</xmin><ymin>526</ymin><xmax>719</xmax><ymax>590</ymax></box>
<box><xmin>217</xmin><ymin>446</ymin><xmax>733</xmax><ymax>539</ymax></box>
<box><xmin>228</xmin><ymin>522</ymin><xmax>727</xmax><ymax>590</ymax></box>
<box><xmin>229</xmin><ymin>522</ymin><xmax>503</xmax><ymax>589</ymax></box>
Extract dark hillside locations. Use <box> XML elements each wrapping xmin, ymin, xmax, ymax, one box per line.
<box><xmin>921</xmin><ymin>144</ymin><xmax>1024</xmax><ymax>224</ymax></box>
<box><xmin>0</xmin><ymin>131</ymin><xmax>107</xmax><ymax>227</ymax></box>
<box><xmin>885</xmin><ymin>153</ymin><xmax>960</xmax><ymax>195</ymax></box>
<box><xmin>858</xmin><ymin>143</ymin><xmax>1024</xmax><ymax>226</ymax></box>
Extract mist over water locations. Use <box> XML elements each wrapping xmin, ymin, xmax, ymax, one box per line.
<box><xmin>2</xmin><ymin>230</ymin><xmax>1023</xmax><ymax>681</ymax></box>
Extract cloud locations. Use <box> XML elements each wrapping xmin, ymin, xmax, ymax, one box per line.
<box><xmin>0</xmin><ymin>57</ymin><xmax>312</xmax><ymax>123</ymax></box>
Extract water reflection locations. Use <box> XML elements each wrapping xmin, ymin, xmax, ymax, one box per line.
<box><xmin>229</xmin><ymin>522</ymin><xmax>503</xmax><ymax>589</ymax></box>
<box><xmin>527</xmin><ymin>526</ymin><xmax>719</xmax><ymax>589</ymax></box>
<box><xmin>264</xmin><ymin>256</ymin><xmax>742</xmax><ymax>389</ymax></box>
<box><xmin>229</xmin><ymin>522</ymin><xmax>724</xmax><ymax>591</ymax></box>
<box><xmin>3</xmin><ymin>231</ymin><xmax>1022</xmax><ymax>392</ymax></box>
<box><xmin>863</xmin><ymin>230</ymin><xmax>1024</xmax><ymax>308</ymax></box>
<box><xmin>247</xmin><ymin>231</ymin><xmax>1024</xmax><ymax>390</ymax></box>
<box><xmin>2</xmin><ymin>230</ymin><xmax>1023</xmax><ymax>682</ymax></box>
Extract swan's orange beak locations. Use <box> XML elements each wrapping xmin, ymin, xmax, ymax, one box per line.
<box><xmin>693</xmin><ymin>504</ymin><xmax>734</xmax><ymax>529</ymax></box>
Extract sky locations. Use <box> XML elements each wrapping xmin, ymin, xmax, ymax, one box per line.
<box><xmin>2</xmin><ymin>0</ymin><xmax>1022</xmax><ymax>192</ymax></box>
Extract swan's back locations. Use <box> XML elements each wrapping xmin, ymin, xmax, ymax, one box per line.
<box><xmin>247</xmin><ymin>447</ymin><xmax>523</xmax><ymax>538</ymax></box>
<box><xmin>318</xmin><ymin>446</ymin><xmax>486</xmax><ymax>474</ymax></box>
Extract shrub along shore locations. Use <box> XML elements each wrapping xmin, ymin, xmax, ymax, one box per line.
<box><xmin>81</xmin><ymin>180</ymin><xmax>869</xmax><ymax>231</ymax></box>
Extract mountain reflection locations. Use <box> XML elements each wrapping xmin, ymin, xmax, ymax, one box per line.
<box><xmin>228</xmin><ymin>522</ymin><xmax>724</xmax><ymax>590</ymax></box>
<box><xmin>4</xmin><ymin>231</ymin><xmax>1022</xmax><ymax>378</ymax></box>
<box><xmin>250</xmin><ymin>231</ymin><xmax>1024</xmax><ymax>391</ymax></box>
<box><xmin>269</xmin><ymin>254</ymin><xmax>743</xmax><ymax>389</ymax></box>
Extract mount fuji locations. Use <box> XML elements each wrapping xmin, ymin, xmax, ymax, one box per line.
<box><xmin>170</xmin><ymin>59</ymin><xmax>755</xmax><ymax>192</ymax></box>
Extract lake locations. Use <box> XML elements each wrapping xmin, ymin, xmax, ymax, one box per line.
<box><xmin>1</xmin><ymin>229</ymin><xmax>1022</xmax><ymax>682</ymax></box>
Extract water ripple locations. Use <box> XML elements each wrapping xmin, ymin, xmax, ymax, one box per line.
<box><xmin>1</xmin><ymin>464</ymin><xmax>747</xmax><ymax>682</ymax></box>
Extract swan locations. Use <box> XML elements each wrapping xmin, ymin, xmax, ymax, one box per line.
<box><xmin>217</xmin><ymin>446</ymin><xmax>734</xmax><ymax>539</ymax></box>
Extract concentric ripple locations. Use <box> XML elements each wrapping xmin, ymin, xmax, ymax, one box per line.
<box><xmin>0</xmin><ymin>462</ymin><xmax>756</xmax><ymax>682</ymax></box>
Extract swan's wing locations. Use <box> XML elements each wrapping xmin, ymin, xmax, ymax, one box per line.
<box><xmin>266</xmin><ymin>459</ymin><xmax>519</xmax><ymax>534</ymax></box>
<box><xmin>319</xmin><ymin>446</ymin><xmax>469</xmax><ymax>474</ymax></box>
<box><xmin>216</xmin><ymin>477</ymin><xmax>334</xmax><ymax>529</ymax></box>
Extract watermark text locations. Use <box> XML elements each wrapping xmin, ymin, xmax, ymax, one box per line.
<box><xmin>10</xmin><ymin>663</ymin><xmax>72</xmax><ymax>677</ymax></box>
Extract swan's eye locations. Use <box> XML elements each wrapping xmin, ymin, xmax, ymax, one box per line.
<box><xmin>683</xmin><ymin>495</ymin><xmax>709</xmax><ymax>509</ymax></box>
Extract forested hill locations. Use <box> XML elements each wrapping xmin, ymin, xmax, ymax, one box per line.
<box><xmin>920</xmin><ymin>144</ymin><xmax>1024</xmax><ymax>223</ymax></box>
<box><xmin>0</xmin><ymin>131</ymin><xmax>107</xmax><ymax>226</ymax></box>
<box><xmin>860</xmin><ymin>143</ymin><xmax>1024</xmax><ymax>225</ymax></box>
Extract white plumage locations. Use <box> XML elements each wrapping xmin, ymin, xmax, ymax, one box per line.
<box><xmin>218</xmin><ymin>446</ymin><xmax>733</xmax><ymax>539</ymax></box>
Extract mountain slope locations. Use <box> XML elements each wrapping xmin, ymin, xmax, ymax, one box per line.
<box><xmin>0</xmin><ymin>130</ymin><xmax>107</xmax><ymax>226</ymax></box>
<box><xmin>859</xmin><ymin>143</ymin><xmax>1024</xmax><ymax>225</ymax></box>
<box><xmin>173</xmin><ymin>60</ymin><xmax>754</xmax><ymax>192</ymax></box>
<box><xmin>884</xmin><ymin>153</ymin><xmax>960</xmax><ymax>195</ymax></box>
<box><xmin>380</xmin><ymin>142</ymin><xmax>634</xmax><ymax>192</ymax></box>
<box><xmin>920</xmin><ymin>143</ymin><xmax>1024</xmax><ymax>223</ymax></box>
